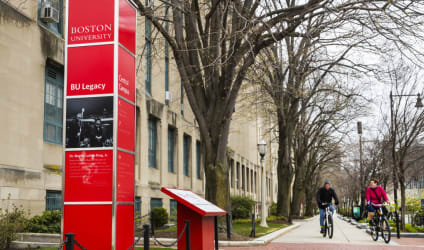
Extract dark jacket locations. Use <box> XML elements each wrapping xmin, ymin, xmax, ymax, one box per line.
<box><xmin>316</xmin><ymin>187</ymin><xmax>339</xmax><ymax>209</ymax></box>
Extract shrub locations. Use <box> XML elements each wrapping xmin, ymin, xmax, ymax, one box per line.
<box><xmin>405</xmin><ymin>223</ymin><xmax>418</xmax><ymax>233</ymax></box>
<box><xmin>270</xmin><ymin>202</ymin><xmax>277</xmax><ymax>216</ymax></box>
<box><xmin>231</xmin><ymin>196</ymin><xmax>255</xmax><ymax>219</ymax></box>
<box><xmin>26</xmin><ymin>210</ymin><xmax>61</xmax><ymax>233</ymax></box>
<box><xmin>0</xmin><ymin>204</ymin><xmax>28</xmax><ymax>249</ymax></box>
<box><xmin>151</xmin><ymin>207</ymin><xmax>168</xmax><ymax>228</ymax></box>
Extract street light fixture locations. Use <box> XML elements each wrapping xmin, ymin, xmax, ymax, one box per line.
<box><xmin>257</xmin><ymin>139</ymin><xmax>268</xmax><ymax>227</ymax></box>
<box><xmin>389</xmin><ymin>91</ymin><xmax>422</xmax><ymax>238</ymax></box>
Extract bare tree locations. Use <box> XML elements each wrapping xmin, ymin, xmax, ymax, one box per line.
<box><xmin>132</xmin><ymin>0</ymin><xmax>424</xmax><ymax>213</ymax></box>
<box><xmin>381</xmin><ymin>61</ymin><xmax>424</xmax><ymax>229</ymax></box>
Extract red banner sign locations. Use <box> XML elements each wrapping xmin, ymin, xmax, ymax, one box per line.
<box><xmin>64</xmin><ymin>0</ymin><xmax>137</xmax><ymax>249</ymax></box>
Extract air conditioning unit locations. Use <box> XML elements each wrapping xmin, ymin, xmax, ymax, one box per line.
<box><xmin>165</xmin><ymin>91</ymin><xmax>172</xmax><ymax>102</ymax></box>
<box><xmin>40</xmin><ymin>1</ymin><xmax>59</xmax><ymax>23</ymax></box>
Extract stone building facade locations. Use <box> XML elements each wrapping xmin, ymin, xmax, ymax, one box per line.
<box><xmin>0</xmin><ymin>0</ymin><xmax>276</xmax><ymax>217</ymax></box>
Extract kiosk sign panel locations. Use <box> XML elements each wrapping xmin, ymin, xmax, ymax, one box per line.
<box><xmin>64</xmin><ymin>0</ymin><xmax>136</xmax><ymax>249</ymax></box>
<box><xmin>161</xmin><ymin>188</ymin><xmax>226</xmax><ymax>250</ymax></box>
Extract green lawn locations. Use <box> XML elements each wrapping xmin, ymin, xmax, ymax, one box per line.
<box><xmin>233</xmin><ymin>222</ymin><xmax>289</xmax><ymax>237</ymax></box>
<box><xmin>156</xmin><ymin>225</ymin><xmax>177</xmax><ymax>232</ymax></box>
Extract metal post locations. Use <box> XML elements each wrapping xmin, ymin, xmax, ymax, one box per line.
<box><xmin>150</xmin><ymin>211</ymin><xmax>155</xmax><ymax>236</ymax></box>
<box><xmin>260</xmin><ymin>157</ymin><xmax>268</xmax><ymax>227</ymax></box>
<box><xmin>185</xmin><ymin>220</ymin><xmax>191</xmax><ymax>250</ymax></box>
<box><xmin>226</xmin><ymin>213</ymin><xmax>231</xmax><ymax>240</ymax></box>
<box><xmin>250</xmin><ymin>213</ymin><xmax>256</xmax><ymax>237</ymax></box>
<box><xmin>143</xmin><ymin>224</ymin><xmax>150</xmax><ymax>250</ymax></box>
<box><xmin>65</xmin><ymin>233</ymin><xmax>75</xmax><ymax>250</ymax></box>
<box><xmin>214</xmin><ymin>216</ymin><xmax>219</xmax><ymax>250</ymax></box>
<box><xmin>390</xmin><ymin>91</ymin><xmax>401</xmax><ymax>239</ymax></box>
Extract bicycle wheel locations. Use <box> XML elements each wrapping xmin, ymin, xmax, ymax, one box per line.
<box><xmin>381</xmin><ymin>217</ymin><xmax>391</xmax><ymax>244</ymax></box>
<box><xmin>323</xmin><ymin>218</ymin><xmax>327</xmax><ymax>237</ymax></box>
<box><xmin>328</xmin><ymin>214</ymin><xmax>334</xmax><ymax>239</ymax></box>
<box><xmin>371</xmin><ymin>219</ymin><xmax>378</xmax><ymax>241</ymax></box>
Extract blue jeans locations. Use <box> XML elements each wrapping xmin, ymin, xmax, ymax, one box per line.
<box><xmin>319</xmin><ymin>204</ymin><xmax>334</xmax><ymax>226</ymax></box>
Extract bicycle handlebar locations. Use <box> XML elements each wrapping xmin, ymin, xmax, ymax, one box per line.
<box><xmin>371</xmin><ymin>203</ymin><xmax>384</xmax><ymax>207</ymax></box>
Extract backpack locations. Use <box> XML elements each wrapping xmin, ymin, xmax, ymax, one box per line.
<box><xmin>371</xmin><ymin>187</ymin><xmax>388</xmax><ymax>215</ymax></box>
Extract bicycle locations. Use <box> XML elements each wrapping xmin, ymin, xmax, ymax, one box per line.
<box><xmin>369</xmin><ymin>203</ymin><xmax>391</xmax><ymax>244</ymax></box>
<box><xmin>321</xmin><ymin>202</ymin><xmax>334</xmax><ymax>239</ymax></box>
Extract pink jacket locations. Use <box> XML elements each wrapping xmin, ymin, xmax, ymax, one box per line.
<box><xmin>366</xmin><ymin>186</ymin><xmax>389</xmax><ymax>205</ymax></box>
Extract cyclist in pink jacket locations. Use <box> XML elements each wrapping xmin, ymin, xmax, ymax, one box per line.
<box><xmin>366</xmin><ymin>178</ymin><xmax>389</xmax><ymax>224</ymax></box>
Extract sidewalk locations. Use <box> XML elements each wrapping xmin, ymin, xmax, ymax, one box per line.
<box><xmin>272</xmin><ymin>215</ymin><xmax>386</xmax><ymax>246</ymax></box>
<box><xmin>222</xmin><ymin>214</ymin><xmax>424</xmax><ymax>249</ymax></box>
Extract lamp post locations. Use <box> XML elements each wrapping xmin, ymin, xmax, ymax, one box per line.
<box><xmin>389</xmin><ymin>91</ymin><xmax>423</xmax><ymax>238</ymax></box>
<box><xmin>258</xmin><ymin>139</ymin><xmax>268</xmax><ymax>227</ymax></box>
<box><xmin>357</xmin><ymin>122</ymin><xmax>366</xmax><ymax>218</ymax></box>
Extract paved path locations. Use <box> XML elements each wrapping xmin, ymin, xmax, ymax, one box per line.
<box><xmin>223</xmin><ymin>215</ymin><xmax>424</xmax><ymax>250</ymax></box>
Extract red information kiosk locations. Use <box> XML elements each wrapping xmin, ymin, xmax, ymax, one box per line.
<box><xmin>161</xmin><ymin>187</ymin><xmax>227</xmax><ymax>250</ymax></box>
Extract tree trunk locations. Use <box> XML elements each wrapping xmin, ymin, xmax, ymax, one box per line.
<box><xmin>304</xmin><ymin>186</ymin><xmax>315</xmax><ymax>217</ymax></box>
<box><xmin>291</xmin><ymin>186</ymin><xmax>305</xmax><ymax>217</ymax></box>
<box><xmin>360</xmin><ymin>189</ymin><xmax>366</xmax><ymax>219</ymax></box>
<box><xmin>276</xmin><ymin>118</ymin><xmax>293</xmax><ymax>219</ymax></box>
<box><xmin>399</xmin><ymin>179</ymin><xmax>406</xmax><ymax>231</ymax></box>
<box><xmin>201</xmin><ymin>117</ymin><xmax>232</xmax><ymax>214</ymax></box>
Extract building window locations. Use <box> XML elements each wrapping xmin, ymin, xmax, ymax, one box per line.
<box><xmin>183</xmin><ymin>134</ymin><xmax>191</xmax><ymax>176</ymax></box>
<box><xmin>150</xmin><ymin>198</ymin><xmax>162</xmax><ymax>211</ymax></box>
<box><xmin>46</xmin><ymin>190</ymin><xmax>61</xmax><ymax>211</ymax></box>
<box><xmin>37</xmin><ymin>0</ymin><xmax>63</xmax><ymax>36</ymax></box>
<box><xmin>251</xmin><ymin>169</ymin><xmax>254</xmax><ymax>193</ymax></box>
<box><xmin>236</xmin><ymin>162</ymin><xmax>240</xmax><ymax>189</ymax></box>
<box><xmin>148</xmin><ymin>117</ymin><xmax>157</xmax><ymax>168</ymax></box>
<box><xmin>145</xmin><ymin>1</ymin><xmax>152</xmax><ymax>95</ymax></box>
<box><xmin>170</xmin><ymin>199</ymin><xmax>177</xmax><ymax>222</ymax></box>
<box><xmin>168</xmin><ymin>127</ymin><xmax>175</xmax><ymax>173</ymax></box>
<box><xmin>230</xmin><ymin>159</ymin><xmax>234</xmax><ymax>188</ymax></box>
<box><xmin>254</xmin><ymin>172</ymin><xmax>257</xmax><ymax>194</ymax></box>
<box><xmin>242</xmin><ymin>165</ymin><xmax>245</xmax><ymax>191</ymax></box>
<box><xmin>246</xmin><ymin>167</ymin><xmax>250</xmax><ymax>192</ymax></box>
<box><xmin>43</xmin><ymin>62</ymin><xmax>63</xmax><ymax>144</ymax></box>
<box><xmin>135</xmin><ymin>196</ymin><xmax>142</xmax><ymax>216</ymax></box>
<box><xmin>196</xmin><ymin>141</ymin><xmax>201</xmax><ymax>179</ymax></box>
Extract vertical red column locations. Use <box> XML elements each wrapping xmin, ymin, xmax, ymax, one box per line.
<box><xmin>64</xmin><ymin>0</ymin><xmax>136</xmax><ymax>249</ymax></box>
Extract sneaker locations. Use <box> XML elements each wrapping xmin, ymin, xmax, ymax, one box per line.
<box><xmin>320</xmin><ymin>227</ymin><xmax>325</xmax><ymax>234</ymax></box>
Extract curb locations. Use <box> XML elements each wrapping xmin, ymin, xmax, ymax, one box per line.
<box><xmin>147</xmin><ymin>223</ymin><xmax>302</xmax><ymax>247</ymax></box>
<box><xmin>364</xmin><ymin>229</ymin><xmax>424</xmax><ymax>238</ymax></box>
<box><xmin>302</xmin><ymin>215</ymin><xmax>318</xmax><ymax>222</ymax></box>
<box><xmin>218</xmin><ymin>223</ymin><xmax>301</xmax><ymax>247</ymax></box>
<box><xmin>339</xmin><ymin>216</ymin><xmax>424</xmax><ymax>239</ymax></box>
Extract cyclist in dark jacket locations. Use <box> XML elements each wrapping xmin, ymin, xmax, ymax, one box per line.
<box><xmin>316</xmin><ymin>180</ymin><xmax>339</xmax><ymax>233</ymax></box>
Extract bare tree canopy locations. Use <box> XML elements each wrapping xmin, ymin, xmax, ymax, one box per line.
<box><xmin>132</xmin><ymin>0</ymin><xmax>424</xmax><ymax>212</ymax></box>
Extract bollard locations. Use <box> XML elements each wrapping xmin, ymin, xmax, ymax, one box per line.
<box><xmin>395</xmin><ymin>211</ymin><xmax>400</xmax><ymax>239</ymax></box>
<box><xmin>226</xmin><ymin>213</ymin><xmax>231</xmax><ymax>240</ymax></box>
<box><xmin>65</xmin><ymin>233</ymin><xmax>75</xmax><ymax>250</ymax></box>
<box><xmin>143</xmin><ymin>224</ymin><xmax>150</xmax><ymax>250</ymax></box>
<box><xmin>150</xmin><ymin>211</ymin><xmax>155</xmax><ymax>236</ymax></box>
<box><xmin>214</xmin><ymin>216</ymin><xmax>218</xmax><ymax>250</ymax></box>
<box><xmin>250</xmin><ymin>213</ymin><xmax>256</xmax><ymax>237</ymax></box>
<box><xmin>185</xmin><ymin>220</ymin><xmax>191</xmax><ymax>250</ymax></box>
